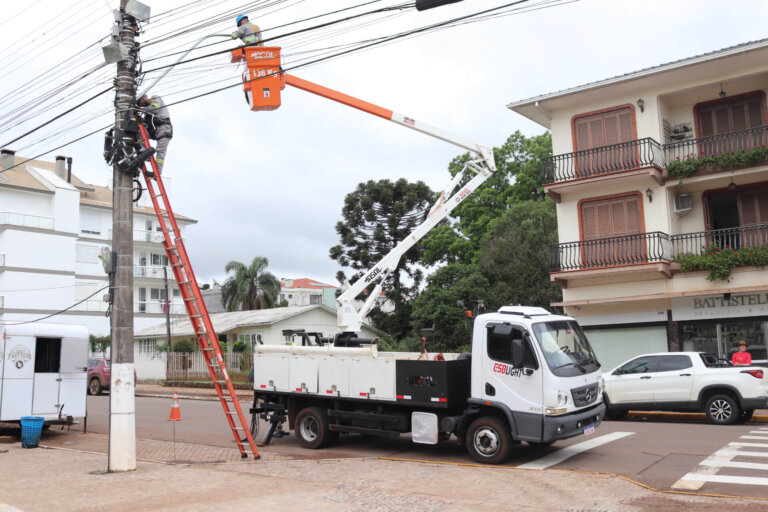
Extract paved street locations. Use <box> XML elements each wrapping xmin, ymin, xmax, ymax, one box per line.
<box><xmin>46</xmin><ymin>395</ymin><xmax>768</xmax><ymax>501</ymax></box>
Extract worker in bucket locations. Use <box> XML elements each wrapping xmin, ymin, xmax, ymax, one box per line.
<box><xmin>137</xmin><ymin>94</ymin><xmax>173</xmax><ymax>176</ymax></box>
<box><xmin>232</xmin><ymin>15</ymin><xmax>262</xmax><ymax>46</ymax></box>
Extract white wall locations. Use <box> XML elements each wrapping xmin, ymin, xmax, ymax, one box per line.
<box><xmin>586</xmin><ymin>326</ymin><xmax>668</xmax><ymax>372</ymax></box>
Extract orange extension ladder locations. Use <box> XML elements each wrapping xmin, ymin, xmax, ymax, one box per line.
<box><xmin>136</xmin><ymin>123</ymin><xmax>260</xmax><ymax>459</ymax></box>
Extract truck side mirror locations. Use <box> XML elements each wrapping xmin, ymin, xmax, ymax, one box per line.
<box><xmin>511</xmin><ymin>338</ymin><xmax>524</xmax><ymax>368</ymax></box>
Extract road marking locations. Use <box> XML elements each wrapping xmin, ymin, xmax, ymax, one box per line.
<box><xmin>740</xmin><ymin>435</ymin><xmax>768</xmax><ymax>440</ymax></box>
<box><xmin>716</xmin><ymin>449</ymin><xmax>768</xmax><ymax>457</ymax></box>
<box><xmin>516</xmin><ymin>432</ymin><xmax>634</xmax><ymax>470</ymax></box>
<box><xmin>749</xmin><ymin>431</ymin><xmax>768</xmax><ymax>434</ymax></box>
<box><xmin>700</xmin><ymin>459</ymin><xmax>768</xmax><ymax>470</ymax></box>
<box><xmin>730</xmin><ymin>441</ymin><xmax>768</xmax><ymax>448</ymax></box>
<box><xmin>678</xmin><ymin>474</ymin><xmax>768</xmax><ymax>486</ymax></box>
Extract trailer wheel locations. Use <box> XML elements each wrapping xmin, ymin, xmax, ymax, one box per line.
<box><xmin>88</xmin><ymin>378</ymin><xmax>102</xmax><ymax>396</ymax></box>
<box><xmin>465</xmin><ymin>416</ymin><xmax>512</xmax><ymax>464</ymax></box>
<box><xmin>295</xmin><ymin>406</ymin><xmax>332</xmax><ymax>449</ymax></box>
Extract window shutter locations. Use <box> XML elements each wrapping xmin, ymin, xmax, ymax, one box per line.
<box><xmin>625</xmin><ymin>196</ymin><xmax>642</xmax><ymax>234</ymax></box>
<box><xmin>596</xmin><ymin>203</ymin><xmax>612</xmax><ymax>238</ymax></box>
<box><xmin>747</xmin><ymin>99</ymin><xmax>763</xmax><ymax>127</ymax></box>
<box><xmin>699</xmin><ymin>110</ymin><xmax>714</xmax><ymax>137</ymax></box>
<box><xmin>582</xmin><ymin>203</ymin><xmax>596</xmax><ymax>239</ymax></box>
<box><xmin>589</xmin><ymin>119</ymin><xmax>605</xmax><ymax>148</ymax></box>
<box><xmin>575</xmin><ymin>119</ymin><xmax>590</xmax><ymax>151</ymax></box>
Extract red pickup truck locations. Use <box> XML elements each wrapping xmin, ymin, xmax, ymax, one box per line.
<box><xmin>87</xmin><ymin>358</ymin><xmax>137</xmax><ymax>395</ymax></box>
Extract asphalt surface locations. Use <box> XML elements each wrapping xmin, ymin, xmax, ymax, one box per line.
<box><xmin>74</xmin><ymin>394</ymin><xmax>768</xmax><ymax>501</ymax></box>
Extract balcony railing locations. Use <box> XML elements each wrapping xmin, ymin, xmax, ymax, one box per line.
<box><xmin>665</xmin><ymin>125</ymin><xmax>768</xmax><ymax>164</ymax></box>
<box><xmin>542</xmin><ymin>138</ymin><xmax>663</xmax><ymax>183</ymax></box>
<box><xmin>102</xmin><ymin>229</ymin><xmax>167</xmax><ymax>243</ymax></box>
<box><xmin>72</xmin><ymin>300</ymin><xmax>185</xmax><ymax>315</ymax></box>
<box><xmin>134</xmin><ymin>265</ymin><xmax>172</xmax><ymax>278</ymax></box>
<box><xmin>550</xmin><ymin>231</ymin><xmax>672</xmax><ymax>272</ymax></box>
<box><xmin>671</xmin><ymin>223</ymin><xmax>768</xmax><ymax>256</ymax></box>
<box><xmin>0</xmin><ymin>212</ymin><xmax>54</xmax><ymax>230</ymax></box>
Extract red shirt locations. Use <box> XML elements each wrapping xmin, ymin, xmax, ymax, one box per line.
<box><xmin>732</xmin><ymin>351</ymin><xmax>752</xmax><ymax>366</ymax></box>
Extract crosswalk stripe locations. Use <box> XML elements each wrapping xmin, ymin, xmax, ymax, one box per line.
<box><xmin>700</xmin><ymin>459</ymin><xmax>768</xmax><ymax>470</ymax></box>
<box><xmin>730</xmin><ymin>441</ymin><xmax>768</xmax><ymax>448</ymax></box>
<box><xmin>749</xmin><ymin>431</ymin><xmax>768</xmax><ymax>435</ymax></box>
<box><xmin>678</xmin><ymin>473</ymin><xmax>768</xmax><ymax>486</ymax></box>
<box><xmin>516</xmin><ymin>432</ymin><xmax>634</xmax><ymax>470</ymax></box>
<box><xmin>740</xmin><ymin>435</ymin><xmax>768</xmax><ymax>440</ymax></box>
<box><xmin>716</xmin><ymin>449</ymin><xmax>768</xmax><ymax>457</ymax></box>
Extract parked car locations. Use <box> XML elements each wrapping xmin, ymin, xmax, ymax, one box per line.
<box><xmin>602</xmin><ymin>352</ymin><xmax>767</xmax><ymax>425</ymax></box>
<box><xmin>87</xmin><ymin>358</ymin><xmax>137</xmax><ymax>395</ymax></box>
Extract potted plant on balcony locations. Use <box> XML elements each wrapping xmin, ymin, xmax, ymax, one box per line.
<box><xmin>675</xmin><ymin>243</ymin><xmax>768</xmax><ymax>281</ymax></box>
<box><xmin>667</xmin><ymin>146</ymin><xmax>768</xmax><ymax>182</ymax></box>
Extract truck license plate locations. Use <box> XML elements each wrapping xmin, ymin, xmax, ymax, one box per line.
<box><xmin>583</xmin><ymin>424</ymin><xmax>595</xmax><ymax>436</ymax></box>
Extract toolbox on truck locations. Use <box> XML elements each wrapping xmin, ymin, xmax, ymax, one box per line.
<box><xmin>395</xmin><ymin>358</ymin><xmax>470</xmax><ymax>407</ymax></box>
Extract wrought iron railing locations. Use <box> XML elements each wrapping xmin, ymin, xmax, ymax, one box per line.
<box><xmin>549</xmin><ymin>231</ymin><xmax>672</xmax><ymax>272</ymax></box>
<box><xmin>671</xmin><ymin>223</ymin><xmax>768</xmax><ymax>256</ymax></box>
<box><xmin>542</xmin><ymin>138</ymin><xmax>663</xmax><ymax>183</ymax></box>
<box><xmin>665</xmin><ymin>124</ymin><xmax>768</xmax><ymax>163</ymax></box>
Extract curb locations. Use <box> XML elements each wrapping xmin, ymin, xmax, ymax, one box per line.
<box><xmin>625</xmin><ymin>411</ymin><xmax>768</xmax><ymax>422</ymax></box>
<box><xmin>135</xmin><ymin>393</ymin><xmax>252</xmax><ymax>402</ymax></box>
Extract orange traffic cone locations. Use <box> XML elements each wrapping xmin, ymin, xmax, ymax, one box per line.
<box><xmin>168</xmin><ymin>391</ymin><xmax>183</xmax><ymax>421</ymax></box>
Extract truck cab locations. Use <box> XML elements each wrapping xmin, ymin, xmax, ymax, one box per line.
<box><xmin>467</xmin><ymin>306</ymin><xmax>604</xmax><ymax>456</ymax></box>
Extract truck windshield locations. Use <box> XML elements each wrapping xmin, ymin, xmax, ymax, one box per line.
<box><xmin>532</xmin><ymin>321</ymin><xmax>599</xmax><ymax>374</ymax></box>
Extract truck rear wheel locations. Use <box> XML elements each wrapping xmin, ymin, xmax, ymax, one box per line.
<box><xmin>465</xmin><ymin>416</ymin><xmax>512</xmax><ymax>464</ymax></box>
<box><xmin>295</xmin><ymin>406</ymin><xmax>332</xmax><ymax>449</ymax></box>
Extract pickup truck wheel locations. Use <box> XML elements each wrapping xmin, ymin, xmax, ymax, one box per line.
<box><xmin>466</xmin><ymin>416</ymin><xmax>512</xmax><ymax>464</ymax></box>
<box><xmin>88</xmin><ymin>378</ymin><xmax>102</xmax><ymax>396</ymax></box>
<box><xmin>705</xmin><ymin>394</ymin><xmax>740</xmax><ymax>425</ymax></box>
<box><xmin>295</xmin><ymin>407</ymin><xmax>331</xmax><ymax>449</ymax></box>
<box><xmin>736</xmin><ymin>409</ymin><xmax>755</xmax><ymax>424</ymax></box>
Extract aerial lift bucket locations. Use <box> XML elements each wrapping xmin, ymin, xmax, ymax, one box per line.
<box><xmin>231</xmin><ymin>46</ymin><xmax>284</xmax><ymax>111</ymax></box>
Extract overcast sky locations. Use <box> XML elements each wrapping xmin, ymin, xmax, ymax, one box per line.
<box><xmin>2</xmin><ymin>0</ymin><xmax>767</xmax><ymax>287</ymax></box>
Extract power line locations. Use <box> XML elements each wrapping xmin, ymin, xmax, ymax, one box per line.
<box><xmin>0</xmin><ymin>286</ymin><xmax>109</xmax><ymax>326</ymax></box>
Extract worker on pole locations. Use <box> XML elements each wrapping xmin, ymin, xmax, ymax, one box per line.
<box><xmin>137</xmin><ymin>94</ymin><xmax>173</xmax><ymax>175</ymax></box>
<box><xmin>232</xmin><ymin>15</ymin><xmax>262</xmax><ymax>46</ymax></box>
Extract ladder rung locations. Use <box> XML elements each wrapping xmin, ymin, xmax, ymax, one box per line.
<box><xmin>190</xmin><ymin>314</ymin><xmax>203</xmax><ymax>319</ymax></box>
<box><xmin>184</xmin><ymin>297</ymin><xmax>196</xmax><ymax>302</ymax></box>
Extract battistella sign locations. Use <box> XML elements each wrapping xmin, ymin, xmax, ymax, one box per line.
<box><xmin>672</xmin><ymin>293</ymin><xmax>768</xmax><ymax>321</ymax></box>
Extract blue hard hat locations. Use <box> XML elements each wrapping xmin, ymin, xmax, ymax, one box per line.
<box><xmin>236</xmin><ymin>15</ymin><xmax>247</xmax><ymax>25</ymax></box>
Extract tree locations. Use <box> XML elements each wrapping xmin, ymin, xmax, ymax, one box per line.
<box><xmin>478</xmin><ymin>199</ymin><xmax>562</xmax><ymax>309</ymax></box>
<box><xmin>329</xmin><ymin>178</ymin><xmax>434</xmax><ymax>338</ymax></box>
<box><xmin>89</xmin><ymin>334</ymin><xmax>109</xmax><ymax>356</ymax></box>
<box><xmin>221</xmin><ymin>256</ymin><xmax>280</xmax><ymax>311</ymax></box>
<box><xmin>172</xmin><ymin>339</ymin><xmax>195</xmax><ymax>352</ymax></box>
<box><xmin>422</xmin><ymin>131</ymin><xmax>552</xmax><ymax>265</ymax></box>
<box><xmin>410</xmin><ymin>263</ymin><xmax>499</xmax><ymax>351</ymax></box>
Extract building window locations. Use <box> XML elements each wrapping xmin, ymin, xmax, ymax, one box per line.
<box><xmin>573</xmin><ymin>106</ymin><xmax>635</xmax><ymax>175</ymax></box>
<box><xmin>151</xmin><ymin>253</ymin><xmax>168</xmax><ymax>266</ymax></box>
<box><xmin>580</xmin><ymin>193</ymin><xmax>643</xmax><ymax>266</ymax></box>
<box><xmin>309</xmin><ymin>294</ymin><xmax>322</xmax><ymax>305</ymax></box>
<box><xmin>81</xmin><ymin>210</ymin><xmax>101</xmax><ymax>235</ymax></box>
<box><xmin>705</xmin><ymin>183</ymin><xmax>768</xmax><ymax>248</ymax></box>
<box><xmin>696</xmin><ymin>92</ymin><xmax>765</xmax><ymax>137</ymax></box>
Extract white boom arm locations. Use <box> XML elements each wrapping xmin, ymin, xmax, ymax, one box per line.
<box><xmin>281</xmin><ymin>75</ymin><xmax>496</xmax><ymax>334</ymax></box>
<box><xmin>335</xmin><ymin>118</ymin><xmax>496</xmax><ymax>333</ymax></box>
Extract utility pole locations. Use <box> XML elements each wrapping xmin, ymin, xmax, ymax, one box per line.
<box><xmin>108</xmin><ymin>0</ymin><xmax>141</xmax><ymax>473</ymax></box>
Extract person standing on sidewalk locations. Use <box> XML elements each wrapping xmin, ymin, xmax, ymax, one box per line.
<box><xmin>732</xmin><ymin>340</ymin><xmax>752</xmax><ymax>366</ymax></box>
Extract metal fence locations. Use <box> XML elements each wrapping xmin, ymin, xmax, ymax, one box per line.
<box><xmin>665</xmin><ymin>125</ymin><xmax>768</xmax><ymax>163</ymax></box>
<box><xmin>541</xmin><ymin>137</ymin><xmax>663</xmax><ymax>183</ymax></box>
<box><xmin>549</xmin><ymin>231</ymin><xmax>672</xmax><ymax>271</ymax></box>
<box><xmin>670</xmin><ymin>223</ymin><xmax>768</xmax><ymax>256</ymax></box>
<box><xmin>165</xmin><ymin>352</ymin><xmax>253</xmax><ymax>383</ymax></box>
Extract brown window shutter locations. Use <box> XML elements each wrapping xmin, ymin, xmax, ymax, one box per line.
<box><xmin>582</xmin><ymin>203</ymin><xmax>597</xmax><ymax>239</ymax></box>
<box><xmin>739</xmin><ymin>190</ymin><xmax>758</xmax><ymax>225</ymax></box>
<box><xmin>747</xmin><ymin>99</ymin><xmax>763</xmax><ymax>127</ymax></box>
<box><xmin>596</xmin><ymin>203</ymin><xmax>612</xmax><ymax>238</ymax></box>
<box><xmin>625</xmin><ymin>196</ymin><xmax>642</xmax><ymax>234</ymax></box>
<box><xmin>699</xmin><ymin>110</ymin><xmax>714</xmax><ymax>137</ymax></box>
<box><xmin>610</xmin><ymin>201</ymin><xmax>626</xmax><ymax>235</ymax></box>
<box><xmin>714</xmin><ymin>107</ymin><xmax>730</xmax><ymax>134</ymax></box>
<box><xmin>589</xmin><ymin>119</ymin><xmax>605</xmax><ymax>148</ymax></box>
<box><xmin>575</xmin><ymin>119</ymin><xmax>590</xmax><ymax>151</ymax></box>
<box><xmin>731</xmin><ymin>103</ymin><xmax>747</xmax><ymax>131</ymax></box>
<box><xmin>604</xmin><ymin>114</ymin><xmax>619</xmax><ymax>146</ymax></box>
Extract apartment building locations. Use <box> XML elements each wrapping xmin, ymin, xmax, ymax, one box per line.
<box><xmin>509</xmin><ymin>39</ymin><xmax>768</xmax><ymax>369</ymax></box>
<box><xmin>279</xmin><ymin>278</ymin><xmax>338</xmax><ymax>309</ymax></box>
<box><xmin>0</xmin><ymin>151</ymin><xmax>195</xmax><ymax>335</ymax></box>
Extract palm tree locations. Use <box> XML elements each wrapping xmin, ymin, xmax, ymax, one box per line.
<box><xmin>220</xmin><ymin>256</ymin><xmax>280</xmax><ymax>311</ymax></box>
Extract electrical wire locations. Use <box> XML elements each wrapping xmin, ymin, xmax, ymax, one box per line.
<box><xmin>0</xmin><ymin>285</ymin><xmax>109</xmax><ymax>326</ymax></box>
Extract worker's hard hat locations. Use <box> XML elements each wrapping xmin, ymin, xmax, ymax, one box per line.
<box><xmin>236</xmin><ymin>15</ymin><xmax>248</xmax><ymax>25</ymax></box>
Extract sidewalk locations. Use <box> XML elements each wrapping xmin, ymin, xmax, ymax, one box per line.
<box><xmin>0</xmin><ymin>432</ymin><xmax>761</xmax><ymax>512</ymax></box>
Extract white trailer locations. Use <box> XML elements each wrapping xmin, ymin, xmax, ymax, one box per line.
<box><xmin>0</xmin><ymin>323</ymin><xmax>88</xmax><ymax>425</ymax></box>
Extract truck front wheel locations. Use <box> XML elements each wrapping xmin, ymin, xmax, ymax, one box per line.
<box><xmin>295</xmin><ymin>406</ymin><xmax>332</xmax><ymax>449</ymax></box>
<box><xmin>465</xmin><ymin>416</ymin><xmax>512</xmax><ymax>464</ymax></box>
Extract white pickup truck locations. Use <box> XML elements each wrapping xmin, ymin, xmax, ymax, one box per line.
<box><xmin>602</xmin><ymin>351</ymin><xmax>767</xmax><ymax>424</ymax></box>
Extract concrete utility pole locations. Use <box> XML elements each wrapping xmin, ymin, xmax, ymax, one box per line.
<box><xmin>109</xmin><ymin>1</ymin><xmax>138</xmax><ymax>472</ymax></box>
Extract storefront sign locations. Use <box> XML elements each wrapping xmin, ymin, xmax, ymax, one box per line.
<box><xmin>672</xmin><ymin>293</ymin><xmax>768</xmax><ymax>321</ymax></box>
